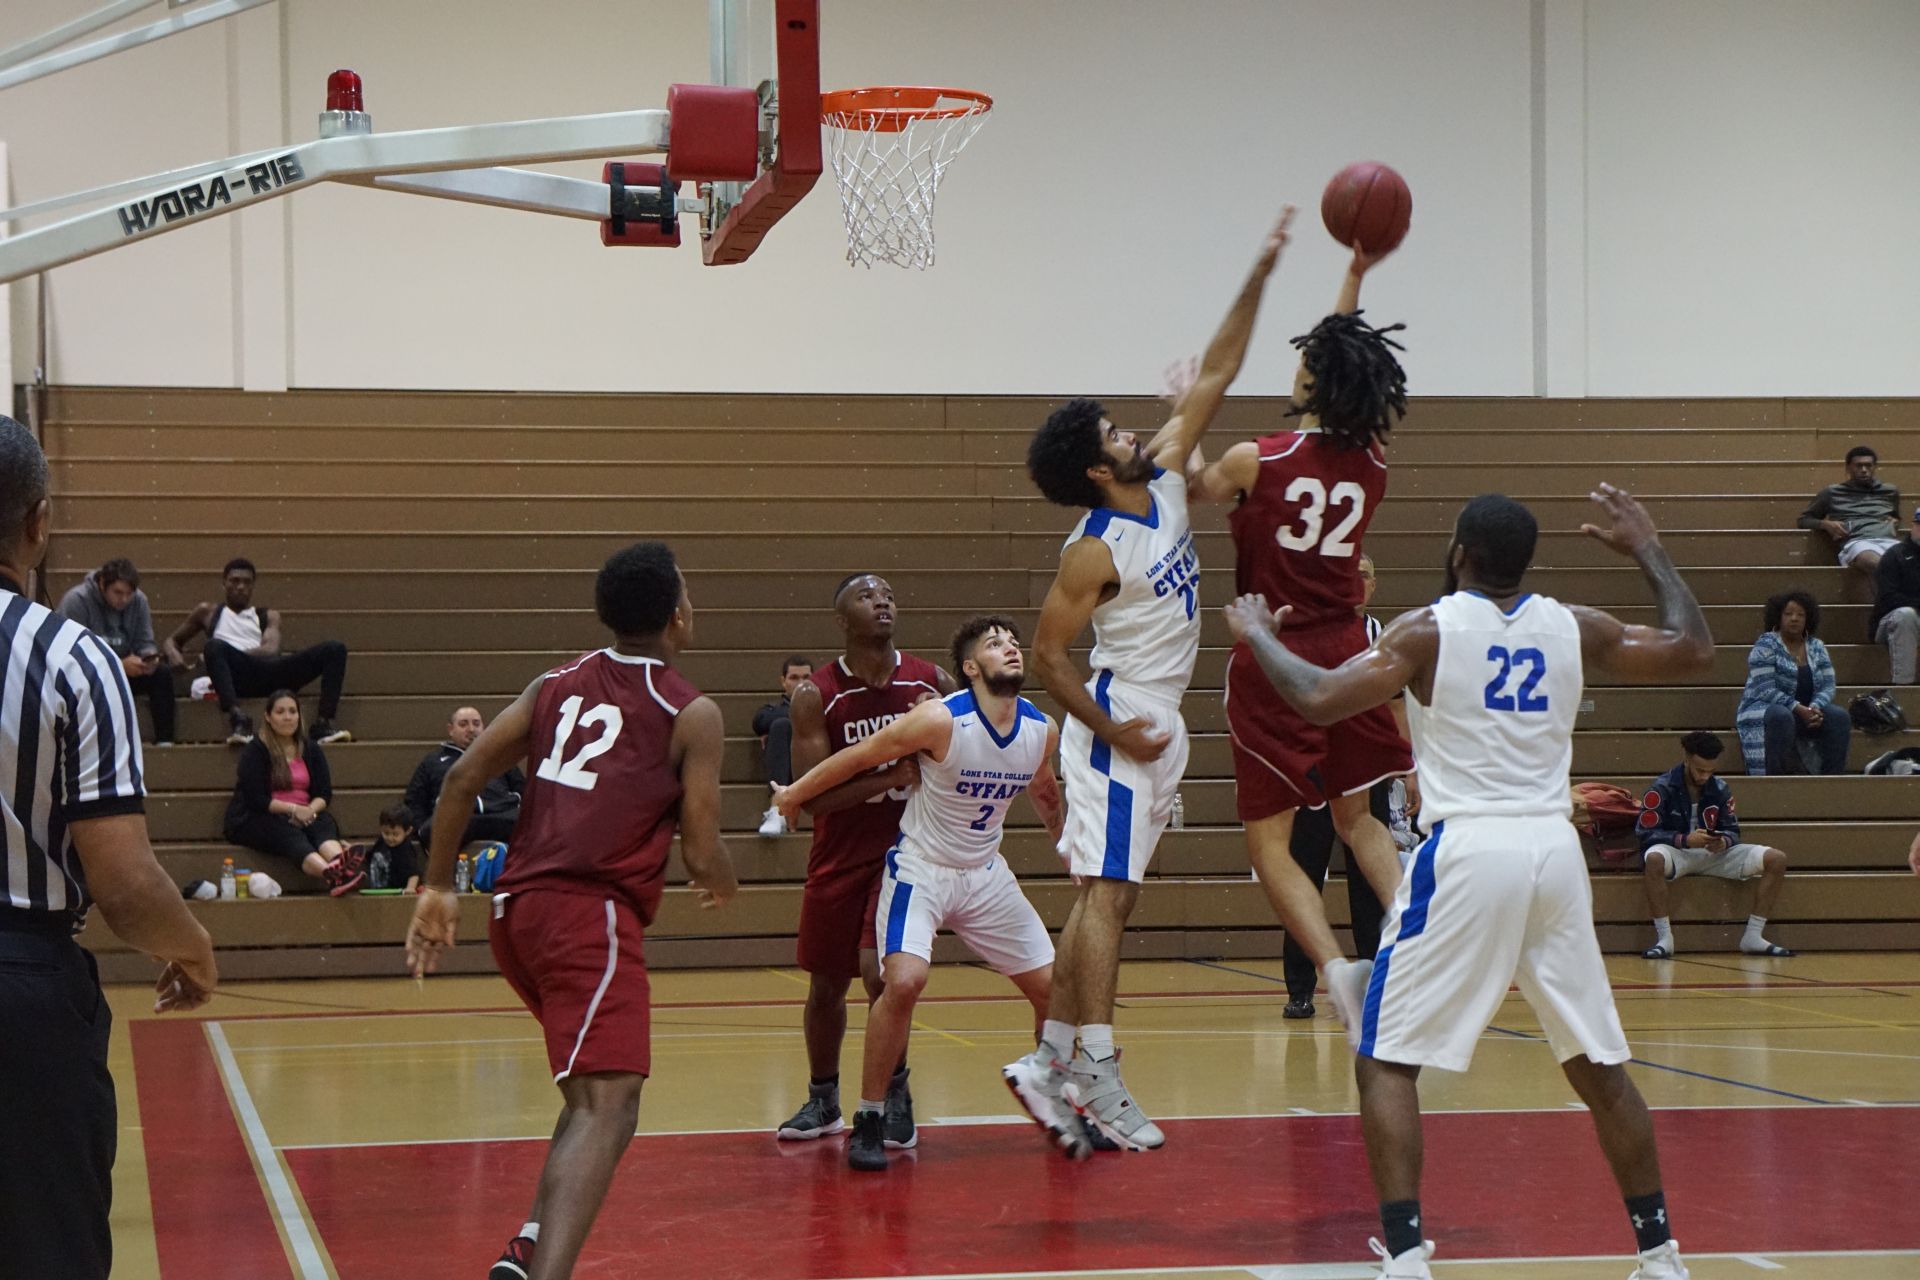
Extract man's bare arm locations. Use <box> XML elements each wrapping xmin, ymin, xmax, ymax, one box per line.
<box><xmin>1145</xmin><ymin>205</ymin><xmax>1295</xmax><ymax>471</ymax></box>
<box><xmin>785</xmin><ymin>675</ymin><xmax>919</xmax><ymax>815</ymax></box>
<box><xmin>1027</xmin><ymin>722</ymin><xmax>1066</xmax><ymax>845</ymax></box>
<box><xmin>1223</xmin><ymin>595</ymin><xmax>1435</xmax><ymax>727</ymax></box>
<box><xmin>778</xmin><ymin>700</ymin><xmax>951</xmax><ymax>819</ymax></box>
<box><xmin>674</xmin><ymin>697</ymin><xmax>738</xmax><ymax>908</ymax></box>
<box><xmin>1034</xmin><ymin>538</ymin><xmax>1171</xmax><ymax>763</ymax></box>
<box><xmin>257</xmin><ymin>608</ymin><xmax>283</xmax><ymax>656</ymax></box>
<box><xmin>1571</xmin><ymin>484</ymin><xmax>1714</xmax><ymax>680</ymax></box>
<box><xmin>163</xmin><ymin>601</ymin><xmax>212</xmax><ymax>667</ymax></box>
<box><xmin>1191</xmin><ymin>439</ymin><xmax>1263</xmax><ymax>504</ymax></box>
<box><xmin>73</xmin><ymin>813</ymin><xmax>217</xmax><ymax>1010</ymax></box>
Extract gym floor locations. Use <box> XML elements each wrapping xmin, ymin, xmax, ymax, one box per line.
<box><xmin>105</xmin><ymin>954</ymin><xmax>1919</xmax><ymax>1279</ymax></box>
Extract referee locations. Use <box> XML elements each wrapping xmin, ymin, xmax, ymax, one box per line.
<box><xmin>0</xmin><ymin>416</ymin><xmax>217</xmax><ymax>1279</ymax></box>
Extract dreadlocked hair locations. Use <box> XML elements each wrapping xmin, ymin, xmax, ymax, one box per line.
<box><xmin>1285</xmin><ymin>310</ymin><xmax>1408</xmax><ymax>449</ymax></box>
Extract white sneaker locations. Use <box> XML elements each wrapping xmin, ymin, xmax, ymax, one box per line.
<box><xmin>757</xmin><ymin>804</ymin><xmax>786</xmax><ymax>837</ymax></box>
<box><xmin>1324</xmin><ymin>957</ymin><xmax>1374</xmax><ymax>1052</ymax></box>
<box><xmin>1628</xmin><ymin>1239</ymin><xmax>1689</xmax><ymax>1279</ymax></box>
<box><xmin>1063</xmin><ymin>1049</ymin><xmax>1165</xmax><ymax>1151</ymax></box>
<box><xmin>1002</xmin><ymin>1047</ymin><xmax>1092</xmax><ymax>1160</ymax></box>
<box><xmin>1370</xmin><ymin>1236</ymin><xmax>1435</xmax><ymax>1278</ymax></box>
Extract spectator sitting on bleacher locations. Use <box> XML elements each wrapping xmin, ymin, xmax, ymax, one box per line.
<box><xmin>1799</xmin><ymin>445</ymin><xmax>1899</xmax><ymax>576</ymax></box>
<box><xmin>1735</xmin><ymin>589</ymin><xmax>1851</xmax><ymax>775</ymax></box>
<box><xmin>163</xmin><ymin>557</ymin><xmax>352</xmax><ymax>747</ymax></box>
<box><xmin>1869</xmin><ymin>508</ymin><xmax>1920</xmax><ymax>685</ymax></box>
<box><xmin>361</xmin><ymin>805</ymin><xmax>424</xmax><ymax>893</ymax></box>
<box><xmin>403</xmin><ymin>705</ymin><xmax>523</xmax><ymax>848</ymax></box>
<box><xmin>223</xmin><ymin>689</ymin><xmax>365</xmax><ymax>895</ymax></box>
<box><xmin>754</xmin><ymin>654</ymin><xmax>812</xmax><ymax>836</ymax></box>
<box><xmin>1637</xmin><ymin>731</ymin><xmax>1794</xmax><ymax>960</ymax></box>
<box><xmin>54</xmin><ymin>556</ymin><xmax>175</xmax><ymax>746</ymax></box>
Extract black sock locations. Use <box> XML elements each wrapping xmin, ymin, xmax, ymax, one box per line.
<box><xmin>809</xmin><ymin>1074</ymin><xmax>838</xmax><ymax>1094</ymax></box>
<box><xmin>1380</xmin><ymin>1199</ymin><xmax>1422</xmax><ymax>1258</ymax></box>
<box><xmin>1625</xmin><ymin>1191</ymin><xmax>1671</xmax><ymax>1253</ymax></box>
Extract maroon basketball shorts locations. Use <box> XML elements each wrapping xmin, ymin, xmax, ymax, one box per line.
<box><xmin>491</xmin><ymin>888</ymin><xmax>652</xmax><ymax>1080</ymax></box>
<box><xmin>1224</xmin><ymin>626</ymin><xmax>1414</xmax><ymax>821</ymax></box>
<box><xmin>795</xmin><ymin>858</ymin><xmax>884</xmax><ymax>980</ymax></box>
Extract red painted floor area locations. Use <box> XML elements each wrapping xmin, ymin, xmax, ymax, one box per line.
<box><xmin>275</xmin><ymin>1107</ymin><xmax>1917</xmax><ymax>1279</ymax></box>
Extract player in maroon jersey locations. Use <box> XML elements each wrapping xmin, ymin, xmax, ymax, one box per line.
<box><xmin>775</xmin><ymin>572</ymin><xmax>957</xmax><ymax>1149</ymax></box>
<box><xmin>405</xmin><ymin>541</ymin><xmax>738</xmax><ymax>1280</ymax></box>
<box><xmin>1191</xmin><ymin>241</ymin><xmax>1416</xmax><ymax>1045</ymax></box>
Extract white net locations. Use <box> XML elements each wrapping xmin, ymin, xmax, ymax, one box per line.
<box><xmin>823</xmin><ymin>95</ymin><xmax>990</xmax><ymax>270</ymax></box>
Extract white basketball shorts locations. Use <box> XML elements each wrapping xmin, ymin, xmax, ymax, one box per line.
<box><xmin>873</xmin><ymin>847</ymin><xmax>1053</xmax><ymax>977</ymax></box>
<box><xmin>1057</xmin><ymin>674</ymin><xmax>1191</xmax><ymax>883</ymax></box>
<box><xmin>1647</xmin><ymin>841</ymin><xmax>1769</xmax><ymax>882</ymax></box>
<box><xmin>1360</xmin><ymin>815</ymin><xmax>1631</xmax><ymax>1073</ymax></box>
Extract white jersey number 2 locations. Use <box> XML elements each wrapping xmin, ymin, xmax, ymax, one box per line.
<box><xmin>1275</xmin><ymin>478</ymin><xmax>1367</xmax><ymax>558</ymax></box>
<box><xmin>537</xmin><ymin>695</ymin><xmax>624</xmax><ymax>790</ymax></box>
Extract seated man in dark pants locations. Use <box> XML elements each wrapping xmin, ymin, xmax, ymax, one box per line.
<box><xmin>55</xmin><ymin>556</ymin><xmax>176</xmax><ymax>745</ymax></box>
<box><xmin>754</xmin><ymin>654</ymin><xmax>812</xmax><ymax>836</ymax></box>
<box><xmin>163</xmin><ymin>557</ymin><xmax>351</xmax><ymax>746</ymax></box>
<box><xmin>403</xmin><ymin>705</ymin><xmax>523</xmax><ymax>847</ymax></box>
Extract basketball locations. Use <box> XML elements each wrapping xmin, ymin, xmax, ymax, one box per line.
<box><xmin>1320</xmin><ymin>161</ymin><xmax>1412</xmax><ymax>254</ymax></box>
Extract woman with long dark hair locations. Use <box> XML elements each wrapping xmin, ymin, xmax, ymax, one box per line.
<box><xmin>1735</xmin><ymin>590</ymin><xmax>1851</xmax><ymax>774</ymax></box>
<box><xmin>223</xmin><ymin>690</ymin><xmax>364</xmax><ymax>893</ymax></box>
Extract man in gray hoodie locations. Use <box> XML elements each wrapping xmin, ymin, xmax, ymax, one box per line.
<box><xmin>1799</xmin><ymin>445</ymin><xmax>1901</xmax><ymax>576</ymax></box>
<box><xmin>55</xmin><ymin>557</ymin><xmax>175</xmax><ymax>744</ymax></box>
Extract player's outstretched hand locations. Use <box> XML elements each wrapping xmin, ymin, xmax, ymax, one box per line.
<box><xmin>1254</xmin><ymin>204</ymin><xmax>1298</xmax><ymax>275</ymax></box>
<box><xmin>405</xmin><ymin>887</ymin><xmax>461</xmax><ymax>978</ymax></box>
<box><xmin>1160</xmin><ymin>355</ymin><xmax>1200</xmax><ymax>406</ymax></box>
<box><xmin>1109</xmin><ymin>718</ymin><xmax>1172</xmax><ymax>764</ymax></box>
<box><xmin>1350</xmin><ymin>235</ymin><xmax>1393</xmax><ymax>277</ymax></box>
<box><xmin>1580</xmin><ymin>482</ymin><xmax>1661</xmax><ymax>558</ymax></box>
<box><xmin>1223</xmin><ymin>593</ymin><xmax>1284</xmax><ymax>644</ymax></box>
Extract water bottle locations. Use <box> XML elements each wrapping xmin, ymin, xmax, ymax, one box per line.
<box><xmin>1169</xmin><ymin>793</ymin><xmax>1185</xmax><ymax>831</ymax></box>
<box><xmin>455</xmin><ymin>852</ymin><xmax>473</xmax><ymax>893</ymax></box>
<box><xmin>219</xmin><ymin>858</ymin><xmax>237</xmax><ymax>900</ymax></box>
<box><xmin>235</xmin><ymin>868</ymin><xmax>252</xmax><ymax>899</ymax></box>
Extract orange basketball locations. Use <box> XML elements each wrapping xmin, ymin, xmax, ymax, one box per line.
<box><xmin>1320</xmin><ymin>161</ymin><xmax>1412</xmax><ymax>254</ymax></box>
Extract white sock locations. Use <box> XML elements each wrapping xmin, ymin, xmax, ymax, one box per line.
<box><xmin>1079</xmin><ymin>1023</ymin><xmax>1115</xmax><ymax>1060</ymax></box>
<box><xmin>519</xmin><ymin>1222</ymin><xmax>540</xmax><ymax>1243</ymax></box>
<box><xmin>857</xmin><ymin>1098</ymin><xmax>885</xmax><ymax>1116</ymax></box>
<box><xmin>1652</xmin><ymin>917</ymin><xmax>1673</xmax><ymax>949</ymax></box>
<box><xmin>1743</xmin><ymin>913</ymin><xmax>1767</xmax><ymax>942</ymax></box>
<box><xmin>1041</xmin><ymin>1019</ymin><xmax>1076</xmax><ymax>1061</ymax></box>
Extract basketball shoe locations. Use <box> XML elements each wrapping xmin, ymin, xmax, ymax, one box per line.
<box><xmin>883</xmin><ymin>1065</ymin><xmax>916</xmax><ymax>1149</ymax></box>
<box><xmin>1324</xmin><ymin>957</ymin><xmax>1374</xmax><ymax>1051</ymax></box>
<box><xmin>1369</xmin><ymin>1237</ymin><xmax>1435</xmax><ymax>1278</ymax></box>
<box><xmin>1063</xmin><ymin>1049</ymin><xmax>1164</xmax><ymax>1151</ymax></box>
<box><xmin>847</xmin><ymin>1110</ymin><xmax>888</xmax><ymax>1172</ymax></box>
<box><xmin>1629</xmin><ymin>1240</ymin><xmax>1690</xmax><ymax>1279</ymax></box>
<box><xmin>1002</xmin><ymin>1047</ymin><xmax>1092</xmax><ymax>1159</ymax></box>
<box><xmin>775</xmin><ymin>1081</ymin><xmax>844</xmax><ymax>1140</ymax></box>
<box><xmin>488</xmin><ymin>1235</ymin><xmax>535</xmax><ymax>1280</ymax></box>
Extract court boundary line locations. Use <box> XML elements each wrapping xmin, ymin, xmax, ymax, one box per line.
<box><xmin>205</xmin><ymin>1022</ymin><xmax>331</xmax><ymax>1280</ymax></box>
<box><xmin>838</xmin><ymin>1249</ymin><xmax>1920</xmax><ymax>1280</ymax></box>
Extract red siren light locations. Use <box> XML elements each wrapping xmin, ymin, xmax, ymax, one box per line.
<box><xmin>325</xmin><ymin>69</ymin><xmax>364</xmax><ymax>114</ymax></box>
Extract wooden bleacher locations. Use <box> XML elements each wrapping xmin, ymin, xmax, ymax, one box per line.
<box><xmin>40</xmin><ymin>388</ymin><xmax>1920</xmax><ymax>980</ymax></box>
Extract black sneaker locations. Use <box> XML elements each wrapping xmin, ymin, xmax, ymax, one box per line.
<box><xmin>883</xmin><ymin>1066</ymin><xmax>916</xmax><ymax>1149</ymax></box>
<box><xmin>225</xmin><ymin>713</ymin><xmax>255</xmax><ymax>746</ymax></box>
<box><xmin>775</xmin><ymin>1083</ymin><xmax>844</xmax><ymax>1140</ymax></box>
<box><xmin>847</xmin><ymin>1110</ymin><xmax>888</xmax><ymax>1172</ymax></box>
<box><xmin>313</xmin><ymin>721</ymin><xmax>353</xmax><ymax>745</ymax></box>
<box><xmin>1283</xmin><ymin>997</ymin><xmax>1315</xmax><ymax>1020</ymax></box>
<box><xmin>488</xmin><ymin>1235</ymin><xmax>535</xmax><ymax>1280</ymax></box>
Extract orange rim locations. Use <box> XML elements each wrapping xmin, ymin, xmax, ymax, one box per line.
<box><xmin>820</xmin><ymin>86</ymin><xmax>992</xmax><ymax>133</ymax></box>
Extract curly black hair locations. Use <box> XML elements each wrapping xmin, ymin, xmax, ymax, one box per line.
<box><xmin>1027</xmin><ymin>397</ymin><xmax>1110</xmax><ymax>509</ymax></box>
<box><xmin>1679</xmin><ymin>730</ymin><xmax>1724</xmax><ymax>760</ymax></box>
<box><xmin>950</xmin><ymin>614</ymin><xmax>1021</xmax><ymax>682</ymax></box>
<box><xmin>1762</xmin><ymin>588</ymin><xmax>1821</xmax><ymax>637</ymax></box>
<box><xmin>1286</xmin><ymin>310</ymin><xmax>1408</xmax><ymax>448</ymax></box>
<box><xmin>595</xmin><ymin>540</ymin><xmax>683</xmax><ymax>637</ymax></box>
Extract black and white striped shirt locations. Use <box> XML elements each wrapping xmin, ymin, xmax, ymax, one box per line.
<box><xmin>1</xmin><ymin>586</ymin><xmax>146</xmax><ymax>928</ymax></box>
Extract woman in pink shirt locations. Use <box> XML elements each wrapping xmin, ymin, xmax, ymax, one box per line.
<box><xmin>222</xmin><ymin>690</ymin><xmax>363</xmax><ymax>894</ymax></box>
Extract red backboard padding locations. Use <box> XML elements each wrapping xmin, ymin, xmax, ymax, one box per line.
<box><xmin>665</xmin><ymin>84</ymin><xmax>760</xmax><ymax>183</ymax></box>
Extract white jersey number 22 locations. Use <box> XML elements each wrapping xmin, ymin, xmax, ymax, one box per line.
<box><xmin>1275</xmin><ymin>477</ymin><xmax>1366</xmax><ymax>558</ymax></box>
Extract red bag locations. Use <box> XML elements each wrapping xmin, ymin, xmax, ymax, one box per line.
<box><xmin>1571</xmin><ymin>782</ymin><xmax>1641</xmax><ymax>865</ymax></box>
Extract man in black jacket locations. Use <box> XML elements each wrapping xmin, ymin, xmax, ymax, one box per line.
<box><xmin>403</xmin><ymin>706</ymin><xmax>524</xmax><ymax>847</ymax></box>
<box><xmin>1869</xmin><ymin>508</ymin><xmax>1920</xmax><ymax>683</ymax></box>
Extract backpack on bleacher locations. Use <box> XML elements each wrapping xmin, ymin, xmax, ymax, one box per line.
<box><xmin>1848</xmin><ymin>689</ymin><xmax>1908</xmax><ymax>736</ymax></box>
<box><xmin>1570</xmin><ymin>782</ymin><xmax>1641</xmax><ymax>866</ymax></box>
<box><xmin>469</xmin><ymin>842</ymin><xmax>508</xmax><ymax>892</ymax></box>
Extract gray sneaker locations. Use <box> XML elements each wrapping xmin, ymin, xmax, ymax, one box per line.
<box><xmin>883</xmin><ymin>1066</ymin><xmax>916</xmax><ymax>1149</ymax></box>
<box><xmin>1001</xmin><ymin>1047</ymin><xmax>1092</xmax><ymax>1160</ymax></box>
<box><xmin>1063</xmin><ymin>1050</ymin><xmax>1164</xmax><ymax>1151</ymax></box>
<box><xmin>775</xmin><ymin>1083</ymin><xmax>844</xmax><ymax>1140</ymax></box>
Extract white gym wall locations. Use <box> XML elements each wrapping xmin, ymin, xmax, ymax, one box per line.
<box><xmin>3</xmin><ymin>0</ymin><xmax>1917</xmax><ymax>396</ymax></box>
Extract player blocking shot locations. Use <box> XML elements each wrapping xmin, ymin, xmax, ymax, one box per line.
<box><xmin>1222</xmin><ymin>487</ymin><xmax>1708</xmax><ymax>1280</ymax></box>
<box><xmin>776</xmin><ymin>617</ymin><xmax>1066</xmax><ymax>1173</ymax></box>
<box><xmin>404</xmin><ymin>542</ymin><xmax>739</xmax><ymax>1280</ymax></box>
<box><xmin>1006</xmin><ymin>206</ymin><xmax>1297</xmax><ymax>1158</ymax></box>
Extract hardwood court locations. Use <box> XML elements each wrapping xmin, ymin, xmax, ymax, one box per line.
<box><xmin>105</xmin><ymin>954</ymin><xmax>1918</xmax><ymax>1279</ymax></box>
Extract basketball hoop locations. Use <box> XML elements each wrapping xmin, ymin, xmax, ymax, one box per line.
<box><xmin>820</xmin><ymin>86</ymin><xmax>991</xmax><ymax>270</ymax></box>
